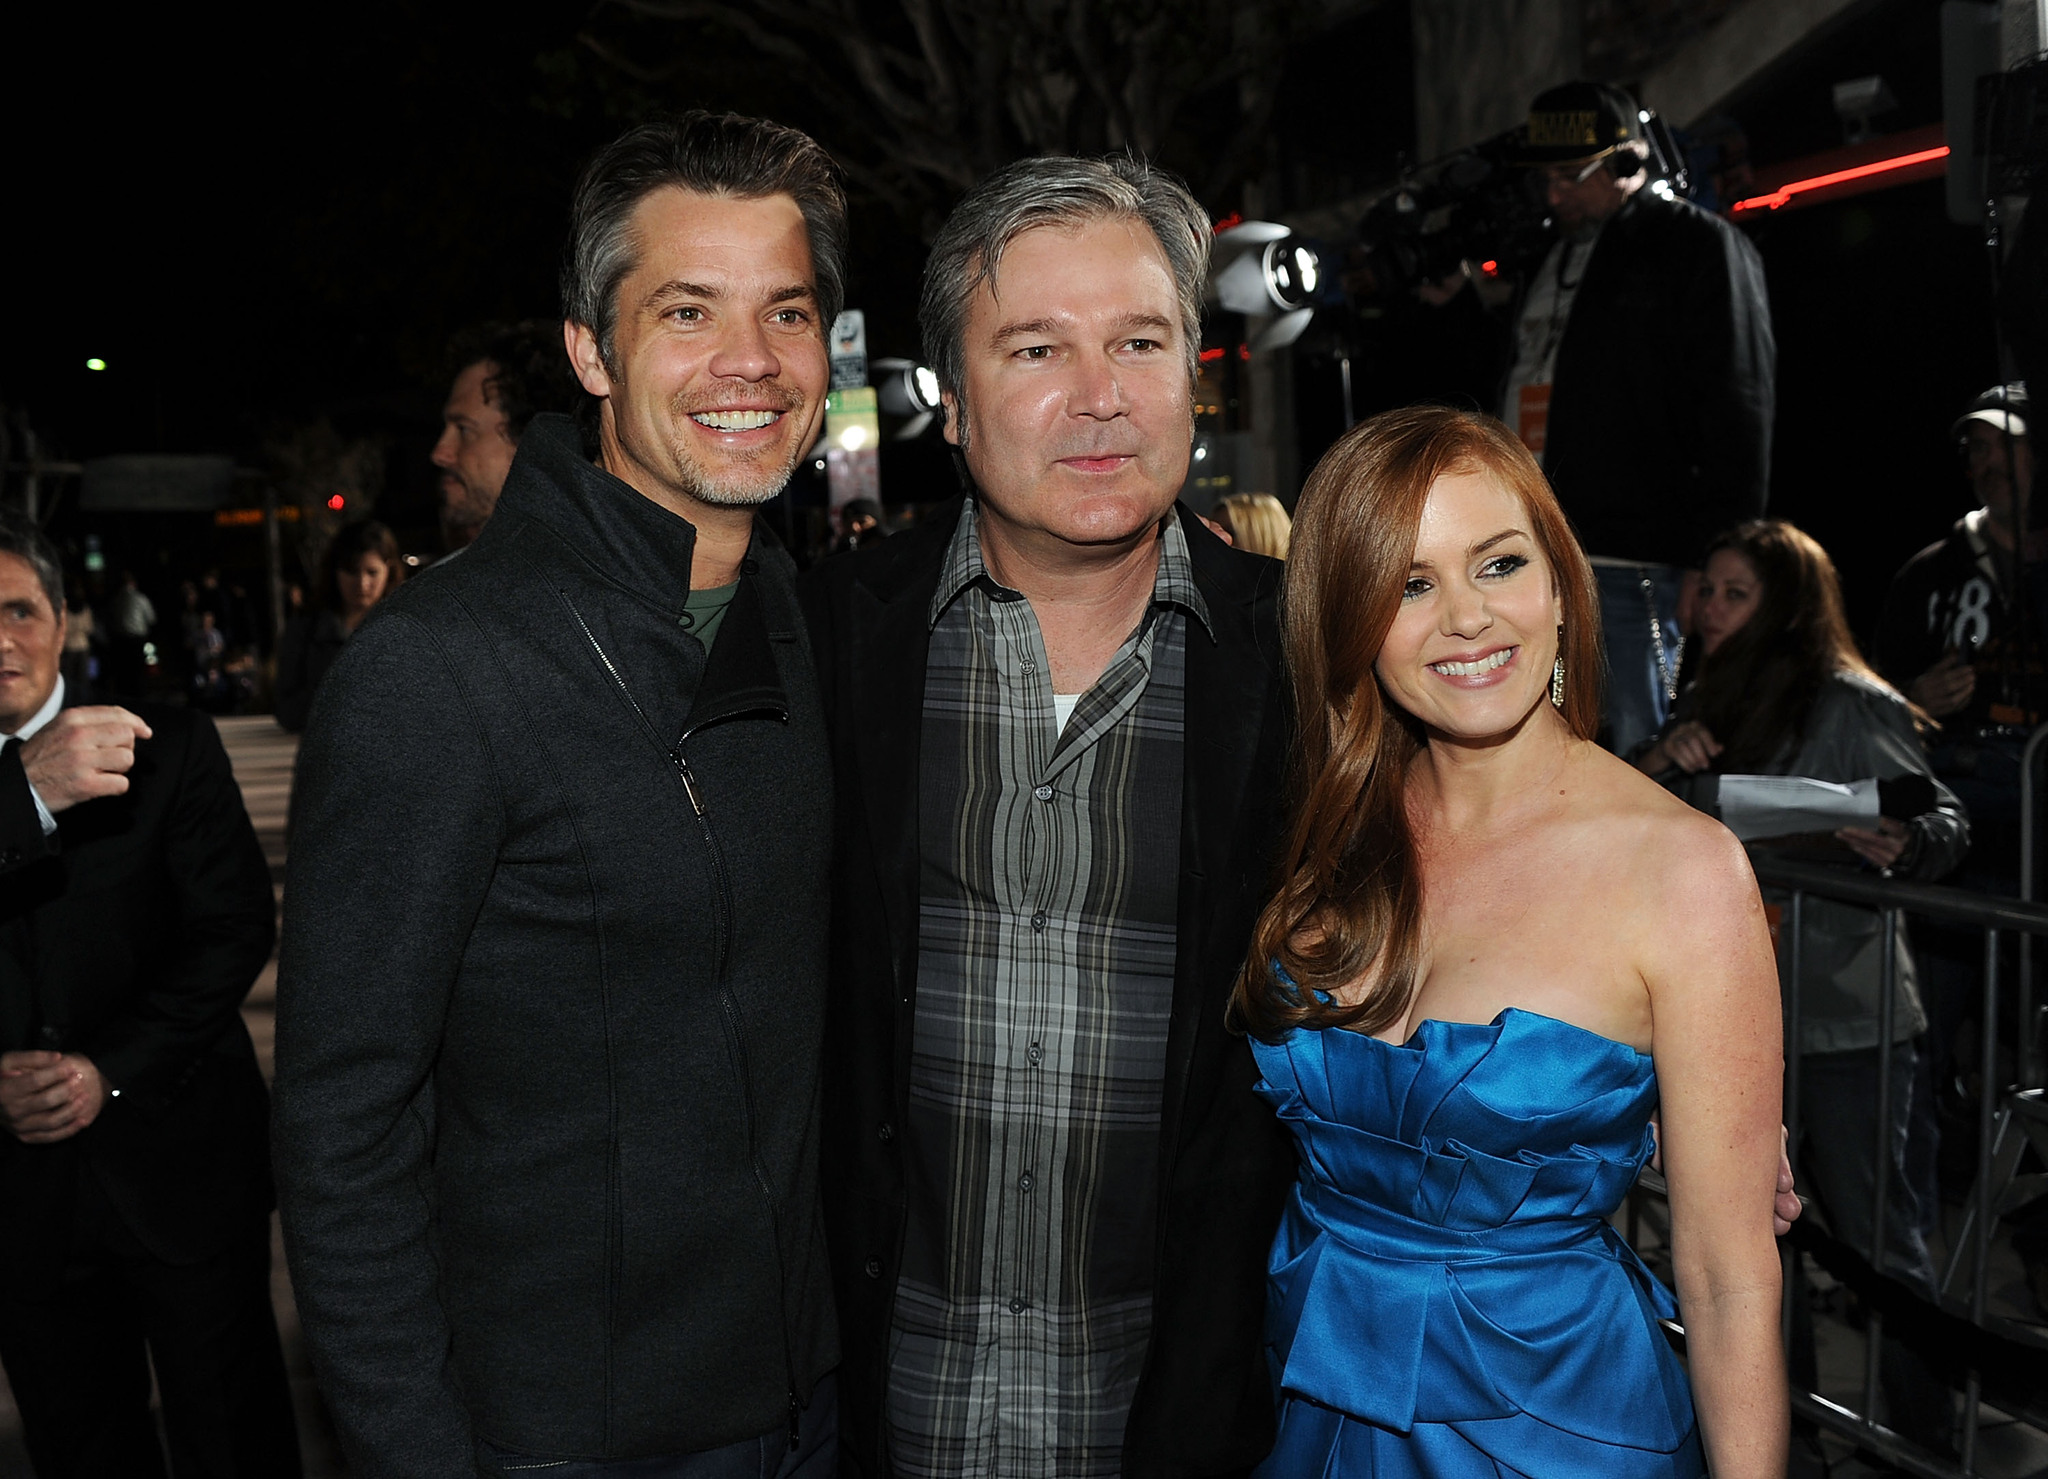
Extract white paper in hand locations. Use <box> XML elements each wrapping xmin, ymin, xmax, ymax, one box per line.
<box><xmin>1716</xmin><ymin>774</ymin><xmax>1882</xmax><ymax>842</ymax></box>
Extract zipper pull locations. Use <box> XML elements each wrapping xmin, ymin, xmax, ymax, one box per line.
<box><xmin>669</xmin><ymin>749</ymin><xmax>706</xmax><ymax>817</ymax></box>
<box><xmin>788</xmin><ymin>1389</ymin><xmax>801</xmax><ymax>1452</ymax></box>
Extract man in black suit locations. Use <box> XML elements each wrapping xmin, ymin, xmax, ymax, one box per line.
<box><xmin>0</xmin><ymin>511</ymin><xmax>298</xmax><ymax>1477</ymax></box>
<box><xmin>800</xmin><ymin>156</ymin><xmax>1297</xmax><ymax>1478</ymax></box>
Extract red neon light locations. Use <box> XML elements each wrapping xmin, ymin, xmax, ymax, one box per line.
<box><xmin>1480</xmin><ymin>260</ymin><xmax>1499</xmax><ymax>276</ymax></box>
<box><xmin>1198</xmin><ymin>346</ymin><xmax>1226</xmax><ymax>363</ymax></box>
<box><xmin>1730</xmin><ymin>145</ymin><xmax>1950</xmax><ymax>213</ymax></box>
<box><xmin>1212</xmin><ymin>212</ymin><xmax>1243</xmax><ymax>234</ymax></box>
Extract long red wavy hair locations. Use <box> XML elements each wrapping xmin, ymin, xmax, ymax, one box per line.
<box><xmin>1231</xmin><ymin>405</ymin><xmax>1605</xmax><ymax>1041</ymax></box>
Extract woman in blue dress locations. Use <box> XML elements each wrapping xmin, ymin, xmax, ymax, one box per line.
<box><xmin>1233</xmin><ymin>406</ymin><xmax>1788</xmax><ymax>1477</ymax></box>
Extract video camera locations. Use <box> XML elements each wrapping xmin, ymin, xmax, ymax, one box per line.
<box><xmin>1349</xmin><ymin>99</ymin><xmax>1692</xmax><ymax>303</ymax></box>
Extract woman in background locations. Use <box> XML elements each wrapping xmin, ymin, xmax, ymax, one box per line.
<box><xmin>1633</xmin><ymin>517</ymin><xmax>1965</xmax><ymax>1452</ymax></box>
<box><xmin>1213</xmin><ymin>492</ymin><xmax>1292</xmax><ymax>560</ymax></box>
<box><xmin>1237</xmin><ymin>406</ymin><xmax>1786</xmax><ymax>1477</ymax></box>
<box><xmin>274</xmin><ymin>519</ymin><xmax>404</xmax><ymax>733</ymax></box>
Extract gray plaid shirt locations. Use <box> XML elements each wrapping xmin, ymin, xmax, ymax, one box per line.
<box><xmin>886</xmin><ymin>502</ymin><xmax>1208</xmax><ymax>1478</ymax></box>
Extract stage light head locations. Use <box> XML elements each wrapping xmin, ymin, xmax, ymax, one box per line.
<box><xmin>874</xmin><ymin>357</ymin><xmax>945</xmax><ymax>417</ymax></box>
<box><xmin>1263</xmin><ymin>242</ymin><xmax>1321</xmax><ymax>309</ymax></box>
<box><xmin>1209</xmin><ymin>222</ymin><xmax>1325</xmax><ymax>349</ymax></box>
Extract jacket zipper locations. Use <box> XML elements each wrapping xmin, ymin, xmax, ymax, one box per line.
<box><xmin>563</xmin><ymin>594</ymin><xmax>804</xmax><ymax>1451</ymax></box>
<box><xmin>672</xmin><ymin>743</ymin><xmax>803</xmax><ymax>1452</ymax></box>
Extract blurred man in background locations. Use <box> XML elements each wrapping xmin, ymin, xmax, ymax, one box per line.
<box><xmin>431</xmin><ymin>319</ymin><xmax>585</xmax><ymax>553</ymax></box>
<box><xmin>1879</xmin><ymin>383</ymin><xmax>2048</xmax><ymax>1309</ymax></box>
<box><xmin>0</xmin><ymin>510</ymin><xmax>297</xmax><ymax>1477</ymax></box>
<box><xmin>1881</xmin><ymin>384</ymin><xmax>2044</xmax><ymax>768</ymax></box>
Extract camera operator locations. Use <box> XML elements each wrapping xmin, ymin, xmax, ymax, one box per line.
<box><xmin>1486</xmin><ymin>81</ymin><xmax>1777</xmax><ymax>755</ymax></box>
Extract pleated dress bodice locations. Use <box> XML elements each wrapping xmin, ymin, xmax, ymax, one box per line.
<box><xmin>1252</xmin><ymin>1009</ymin><xmax>1705</xmax><ymax>1478</ymax></box>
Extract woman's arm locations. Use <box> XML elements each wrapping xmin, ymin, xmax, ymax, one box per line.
<box><xmin>1633</xmin><ymin>719</ymin><xmax>1723</xmax><ymax>778</ymax></box>
<box><xmin>1640</xmin><ymin>815</ymin><xmax>1788</xmax><ymax>1478</ymax></box>
<box><xmin>1831</xmin><ymin>681</ymin><xmax>1970</xmax><ymax>882</ymax></box>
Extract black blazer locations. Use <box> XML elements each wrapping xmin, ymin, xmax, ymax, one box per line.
<box><xmin>798</xmin><ymin>500</ymin><xmax>1299</xmax><ymax>1478</ymax></box>
<box><xmin>0</xmin><ymin>701</ymin><xmax>276</xmax><ymax>1272</ymax></box>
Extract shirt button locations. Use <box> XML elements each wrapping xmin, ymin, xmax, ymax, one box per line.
<box><xmin>1019</xmin><ymin>1172</ymin><xmax>1034</xmax><ymax>1193</ymax></box>
<box><xmin>1020</xmin><ymin>660</ymin><xmax>1036</xmax><ymax>675</ymax></box>
<box><xmin>1009</xmin><ymin>1297</ymin><xmax>1028</xmax><ymax>1314</ymax></box>
<box><xmin>865</xmin><ymin>1257</ymin><xmax>883</xmax><ymax>1279</ymax></box>
<box><xmin>1030</xmin><ymin>910</ymin><xmax>1047</xmax><ymax>933</ymax></box>
<box><xmin>1033</xmin><ymin>784</ymin><xmax>1053</xmax><ymax>802</ymax></box>
<box><xmin>1027</xmin><ymin>1043</ymin><xmax>1043</xmax><ymax>1066</ymax></box>
<box><xmin>877</xmin><ymin>1121</ymin><xmax>895</xmax><ymax>1143</ymax></box>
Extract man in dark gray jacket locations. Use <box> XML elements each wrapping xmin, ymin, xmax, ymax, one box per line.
<box><xmin>273</xmin><ymin>113</ymin><xmax>845</xmax><ymax>1477</ymax></box>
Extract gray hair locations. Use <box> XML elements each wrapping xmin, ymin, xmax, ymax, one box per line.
<box><xmin>0</xmin><ymin>510</ymin><xmax>63</xmax><ymax>615</ymax></box>
<box><xmin>562</xmin><ymin>112</ymin><xmax>848</xmax><ymax>373</ymax></box>
<box><xmin>919</xmin><ymin>155</ymin><xmax>1212</xmax><ymax>417</ymax></box>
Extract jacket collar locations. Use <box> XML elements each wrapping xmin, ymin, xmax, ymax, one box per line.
<box><xmin>492</xmin><ymin>412</ymin><xmax>756</xmax><ymax>620</ymax></box>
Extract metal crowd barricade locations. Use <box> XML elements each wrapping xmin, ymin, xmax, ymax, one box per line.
<box><xmin>1750</xmin><ymin>853</ymin><xmax>2048</xmax><ymax>1478</ymax></box>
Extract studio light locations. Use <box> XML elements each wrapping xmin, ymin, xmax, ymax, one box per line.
<box><xmin>1209</xmin><ymin>221</ymin><xmax>1323</xmax><ymax>351</ymax></box>
<box><xmin>1263</xmin><ymin>243</ymin><xmax>1321</xmax><ymax>309</ymax></box>
<box><xmin>874</xmin><ymin>356</ymin><xmax>944</xmax><ymax>439</ymax></box>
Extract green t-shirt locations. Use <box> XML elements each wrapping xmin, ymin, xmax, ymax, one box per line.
<box><xmin>681</xmin><ymin>581</ymin><xmax>739</xmax><ymax>651</ymax></box>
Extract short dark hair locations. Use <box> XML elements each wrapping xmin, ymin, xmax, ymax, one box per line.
<box><xmin>562</xmin><ymin>112</ymin><xmax>848</xmax><ymax>372</ymax></box>
<box><xmin>0</xmin><ymin>509</ymin><xmax>63</xmax><ymax>614</ymax></box>
<box><xmin>447</xmin><ymin>320</ymin><xmax>586</xmax><ymax>441</ymax></box>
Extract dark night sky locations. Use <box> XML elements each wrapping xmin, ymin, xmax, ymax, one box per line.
<box><xmin>4</xmin><ymin>4</ymin><xmax>1418</xmax><ymax>468</ymax></box>
<box><xmin>2</xmin><ymin>0</ymin><xmax>2008</xmax><ymax>636</ymax></box>
<box><xmin>5</xmin><ymin>4</ymin><xmax>617</xmax><ymax>460</ymax></box>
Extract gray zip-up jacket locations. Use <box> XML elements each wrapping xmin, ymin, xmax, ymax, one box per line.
<box><xmin>1663</xmin><ymin>670</ymin><xmax>1969</xmax><ymax>1054</ymax></box>
<box><xmin>273</xmin><ymin>414</ymin><xmax>835</xmax><ymax>1473</ymax></box>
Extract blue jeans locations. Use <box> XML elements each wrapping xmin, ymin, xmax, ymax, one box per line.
<box><xmin>476</xmin><ymin>1375</ymin><xmax>837</xmax><ymax>1479</ymax></box>
<box><xmin>1592</xmin><ymin>561</ymin><xmax>1685</xmax><ymax>757</ymax></box>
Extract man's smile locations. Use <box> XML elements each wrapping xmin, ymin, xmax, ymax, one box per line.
<box><xmin>690</xmin><ymin>409</ymin><xmax>784</xmax><ymax>433</ymax></box>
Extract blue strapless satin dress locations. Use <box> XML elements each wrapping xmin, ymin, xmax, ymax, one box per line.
<box><xmin>1250</xmin><ymin>1009</ymin><xmax>1706</xmax><ymax>1478</ymax></box>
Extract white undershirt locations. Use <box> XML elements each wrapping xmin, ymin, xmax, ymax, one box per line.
<box><xmin>4</xmin><ymin>676</ymin><xmax>64</xmax><ymax>835</ymax></box>
<box><xmin>1053</xmin><ymin>692</ymin><xmax>1080</xmax><ymax>733</ymax></box>
<box><xmin>1502</xmin><ymin>226</ymin><xmax>1604</xmax><ymax>463</ymax></box>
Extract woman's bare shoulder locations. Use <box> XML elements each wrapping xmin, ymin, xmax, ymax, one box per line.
<box><xmin>1566</xmin><ymin>743</ymin><xmax>1757</xmax><ymax>910</ymax></box>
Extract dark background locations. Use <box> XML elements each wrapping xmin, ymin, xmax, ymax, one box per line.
<box><xmin>0</xmin><ymin>0</ymin><xmax>2006</xmax><ymax>637</ymax></box>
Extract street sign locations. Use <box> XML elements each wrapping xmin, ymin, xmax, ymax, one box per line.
<box><xmin>830</xmin><ymin>309</ymin><xmax>868</xmax><ymax>390</ymax></box>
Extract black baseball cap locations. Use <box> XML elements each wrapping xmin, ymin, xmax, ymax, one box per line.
<box><xmin>1953</xmin><ymin>382</ymin><xmax>2029</xmax><ymax>439</ymax></box>
<box><xmin>1514</xmin><ymin>81</ymin><xmax>1645</xmax><ymax>166</ymax></box>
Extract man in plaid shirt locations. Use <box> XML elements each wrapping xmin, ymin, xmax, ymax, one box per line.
<box><xmin>801</xmin><ymin>155</ymin><xmax>1297</xmax><ymax>1478</ymax></box>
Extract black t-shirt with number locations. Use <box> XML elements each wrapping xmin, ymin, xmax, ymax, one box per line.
<box><xmin>1876</xmin><ymin>514</ymin><xmax>2048</xmax><ymax>732</ymax></box>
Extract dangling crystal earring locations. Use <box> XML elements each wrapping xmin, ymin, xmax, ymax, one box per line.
<box><xmin>1550</xmin><ymin>626</ymin><xmax>1566</xmax><ymax>710</ymax></box>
